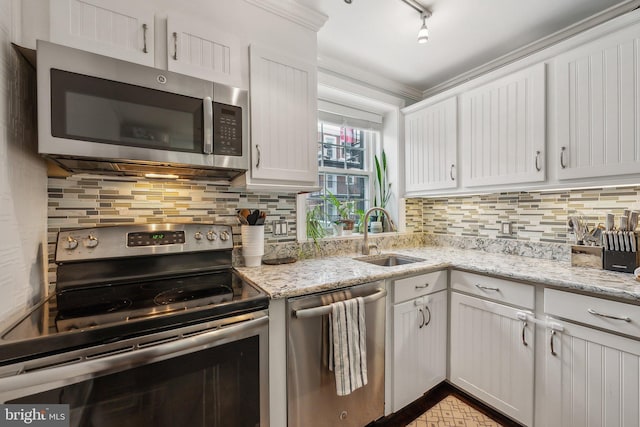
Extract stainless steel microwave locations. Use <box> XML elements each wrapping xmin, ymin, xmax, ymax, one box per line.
<box><xmin>37</xmin><ymin>41</ymin><xmax>248</xmax><ymax>180</ymax></box>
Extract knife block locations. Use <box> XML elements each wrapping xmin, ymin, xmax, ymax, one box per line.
<box><xmin>603</xmin><ymin>234</ymin><xmax>639</xmax><ymax>273</ymax></box>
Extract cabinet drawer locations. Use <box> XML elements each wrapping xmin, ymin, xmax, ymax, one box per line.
<box><xmin>451</xmin><ymin>271</ymin><xmax>534</xmax><ymax>309</ymax></box>
<box><xmin>393</xmin><ymin>270</ymin><xmax>447</xmax><ymax>304</ymax></box>
<box><xmin>545</xmin><ymin>288</ymin><xmax>640</xmax><ymax>339</ymax></box>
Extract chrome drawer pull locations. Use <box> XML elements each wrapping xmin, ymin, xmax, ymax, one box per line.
<box><xmin>415</xmin><ymin>284</ymin><xmax>429</xmax><ymax>289</ymax></box>
<box><xmin>521</xmin><ymin>321</ymin><xmax>528</xmax><ymax>346</ymax></box>
<box><xmin>587</xmin><ymin>308</ymin><xmax>631</xmax><ymax>323</ymax></box>
<box><xmin>560</xmin><ymin>146</ymin><xmax>567</xmax><ymax>169</ymax></box>
<box><xmin>475</xmin><ymin>284</ymin><xmax>499</xmax><ymax>291</ymax></box>
<box><xmin>535</xmin><ymin>150</ymin><xmax>541</xmax><ymax>172</ymax></box>
<box><xmin>172</xmin><ymin>32</ymin><xmax>178</xmax><ymax>60</ymax></box>
<box><xmin>142</xmin><ymin>24</ymin><xmax>148</xmax><ymax>53</ymax></box>
<box><xmin>450</xmin><ymin>164</ymin><xmax>455</xmax><ymax>181</ymax></box>
<box><xmin>423</xmin><ymin>306</ymin><xmax>431</xmax><ymax>327</ymax></box>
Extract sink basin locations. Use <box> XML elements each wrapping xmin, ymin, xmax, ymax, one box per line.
<box><xmin>354</xmin><ymin>253</ymin><xmax>425</xmax><ymax>267</ymax></box>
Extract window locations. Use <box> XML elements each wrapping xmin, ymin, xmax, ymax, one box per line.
<box><xmin>307</xmin><ymin>116</ymin><xmax>380</xmax><ymax>234</ymax></box>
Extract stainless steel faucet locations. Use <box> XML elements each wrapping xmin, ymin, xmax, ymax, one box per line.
<box><xmin>362</xmin><ymin>207</ymin><xmax>396</xmax><ymax>255</ymax></box>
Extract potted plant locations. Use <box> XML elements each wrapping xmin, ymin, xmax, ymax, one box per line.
<box><xmin>325</xmin><ymin>192</ymin><xmax>356</xmax><ymax>235</ymax></box>
<box><xmin>373</xmin><ymin>150</ymin><xmax>392</xmax><ymax>231</ymax></box>
<box><xmin>306</xmin><ymin>204</ymin><xmax>326</xmax><ymax>247</ymax></box>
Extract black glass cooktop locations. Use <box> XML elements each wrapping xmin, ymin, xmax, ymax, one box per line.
<box><xmin>0</xmin><ymin>271</ymin><xmax>267</xmax><ymax>366</ymax></box>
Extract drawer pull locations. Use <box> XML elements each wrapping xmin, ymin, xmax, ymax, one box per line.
<box><xmin>418</xmin><ymin>308</ymin><xmax>425</xmax><ymax>329</ymax></box>
<box><xmin>587</xmin><ymin>308</ymin><xmax>631</xmax><ymax>323</ymax></box>
<box><xmin>521</xmin><ymin>321</ymin><xmax>528</xmax><ymax>346</ymax></box>
<box><xmin>415</xmin><ymin>284</ymin><xmax>429</xmax><ymax>289</ymax></box>
<box><xmin>550</xmin><ymin>330</ymin><xmax>557</xmax><ymax>356</ymax></box>
<box><xmin>423</xmin><ymin>306</ymin><xmax>431</xmax><ymax>328</ymax></box>
<box><xmin>475</xmin><ymin>284</ymin><xmax>500</xmax><ymax>291</ymax></box>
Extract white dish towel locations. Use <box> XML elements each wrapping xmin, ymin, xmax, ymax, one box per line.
<box><xmin>329</xmin><ymin>296</ymin><xmax>368</xmax><ymax>396</ymax></box>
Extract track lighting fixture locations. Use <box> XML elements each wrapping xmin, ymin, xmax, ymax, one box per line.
<box><xmin>344</xmin><ymin>0</ymin><xmax>432</xmax><ymax>43</ymax></box>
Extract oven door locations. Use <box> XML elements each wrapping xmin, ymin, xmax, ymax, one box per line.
<box><xmin>0</xmin><ymin>311</ymin><xmax>268</xmax><ymax>427</ymax></box>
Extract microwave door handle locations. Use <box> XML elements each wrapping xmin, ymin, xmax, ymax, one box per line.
<box><xmin>203</xmin><ymin>97</ymin><xmax>213</xmax><ymax>154</ymax></box>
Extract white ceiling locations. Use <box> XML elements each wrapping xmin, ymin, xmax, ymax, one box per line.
<box><xmin>297</xmin><ymin>0</ymin><xmax>634</xmax><ymax>97</ymax></box>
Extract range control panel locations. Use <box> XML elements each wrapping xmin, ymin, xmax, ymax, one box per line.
<box><xmin>56</xmin><ymin>224</ymin><xmax>233</xmax><ymax>263</ymax></box>
<box><xmin>127</xmin><ymin>231</ymin><xmax>186</xmax><ymax>247</ymax></box>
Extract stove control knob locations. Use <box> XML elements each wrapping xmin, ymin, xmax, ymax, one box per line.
<box><xmin>83</xmin><ymin>235</ymin><xmax>99</xmax><ymax>248</ymax></box>
<box><xmin>63</xmin><ymin>236</ymin><xmax>78</xmax><ymax>250</ymax></box>
<box><xmin>206</xmin><ymin>231</ymin><xmax>218</xmax><ymax>241</ymax></box>
<box><xmin>194</xmin><ymin>231</ymin><xmax>203</xmax><ymax>240</ymax></box>
<box><xmin>219</xmin><ymin>230</ymin><xmax>230</xmax><ymax>241</ymax></box>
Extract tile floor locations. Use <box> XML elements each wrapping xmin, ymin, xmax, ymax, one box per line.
<box><xmin>406</xmin><ymin>395</ymin><xmax>502</xmax><ymax>427</ymax></box>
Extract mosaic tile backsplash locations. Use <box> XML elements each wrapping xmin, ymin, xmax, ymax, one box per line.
<box><xmin>47</xmin><ymin>175</ymin><xmax>298</xmax><ymax>280</ymax></box>
<box><xmin>405</xmin><ymin>185</ymin><xmax>640</xmax><ymax>244</ymax></box>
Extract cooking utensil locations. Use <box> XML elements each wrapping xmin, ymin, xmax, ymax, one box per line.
<box><xmin>254</xmin><ymin>211</ymin><xmax>266</xmax><ymax>225</ymax></box>
<box><xmin>628</xmin><ymin>231</ymin><xmax>636</xmax><ymax>252</ymax></box>
<box><xmin>620</xmin><ymin>216</ymin><xmax>628</xmax><ymax>232</ymax></box>
<box><xmin>247</xmin><ymin>209</ymin><xmax>260</xmax><ymax>225</ymax></box>
<box><xmin>605</xmin><ymin>213</ymin><xmax>614</xmax><ymax>231</ymax></box>
<box><xmin>237</xmin><ymin>213</ymin><xmax>249</xmax><ymax>225</ymax></box>
<box><xmin>630</xmin><ymin>211</ymin><xmax>639</xmax><ymax>231</ymax></box>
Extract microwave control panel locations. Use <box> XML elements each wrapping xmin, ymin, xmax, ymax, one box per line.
<box><xmin>213</xmin><ymin>102</ymin><xmax>243</xmax><ymax>156</ymax></box>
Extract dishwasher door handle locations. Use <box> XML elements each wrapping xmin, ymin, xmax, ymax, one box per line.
<box><xmin>293</xmin><ymin>289</ymin><xmax>387</xmax><ymax>319</ymax></box>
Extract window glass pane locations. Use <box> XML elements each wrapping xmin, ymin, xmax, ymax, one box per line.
<box><xmin>308</xmin><ymin>118</ymin><xmax>380</xmax><ymax>237</ymax></box>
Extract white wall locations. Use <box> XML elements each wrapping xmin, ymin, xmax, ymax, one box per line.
<box><xmin>0</xmin><ymin>0</ymin><xmax>48</xmax><ymax>326</ymax></box>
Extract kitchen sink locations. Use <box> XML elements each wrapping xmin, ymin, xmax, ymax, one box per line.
<box><xmin>354</xmin><ymin>253</ymin><xmax>425</xmax><ymax>267</ymax></box>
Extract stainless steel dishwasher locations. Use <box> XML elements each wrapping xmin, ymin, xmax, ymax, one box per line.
<box><xmin>287</xmin><ymin>281</ymin><xmax>386</xmax><ymax>427</ymax></box>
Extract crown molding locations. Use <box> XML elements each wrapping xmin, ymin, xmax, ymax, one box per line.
<box><xmin>318</xmin><ymin>54</ymin><xmax>423</xmax><ymax>103</ymax></box>
<box><xmin>243</xmin><ymin>0</ymin><xmax>328</xmax><ymax>32</ymax></box>
<box><xmin>423</xmin><ymin>0</ymin><xmax>640</xmax><ymax>98</ymax></box>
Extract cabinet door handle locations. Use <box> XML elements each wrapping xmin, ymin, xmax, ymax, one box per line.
<box><xmin>450</xmin><ymin>164</ymin><xmax>455</xmax><ymax>181</ymax></box>
<box><xmin>255</xmin><ymin>144</ymin><xmax>261</xmax><ymax>168</ymax></box>
<box><xmin>475</xmin><ymin>284</ymin><xmax>499</xmax><ymax>292</ymax></box>
<box><xmin>560</xmin><ymin>146</ymin><xmax>567</xmax><ymax>169</ymax></box>
<box><xmin>521</xmin><ymin>321</ymin><xmax>528</xmax><ymax>346</ymax></box>
<box><xmin>587</xmin><ymin>308</ymin><xmax>631</xmax><ymax>322</ymax></box>
<box><xmin>550</xmin><ymin>330</ymin><xmax>557</xmax><ymax>356</ymax></box>
<box><xmin>414</xmin><ymin>283</ymin><xmax>429</xmax><ymax>289</ymax></box>
<box><xmin>423</xmin><ymin>306</ymin><xmax>431</xmax><ymax>328</ymax></box>
<box><xmin>172</xmin><ymin>32</ymin><xmax>178</xmax><ymax>60</ymax></box>
<box><xmin>142</xmin><ymin>24</ymin><xmax>148</xmax><ymax>53</ymax></box>
<box><xmin>535</xmin><ymin>151</ymin><xmax>541</xmax><ymax>172</ymax></box>
<box><xmin>418</xmin><ymin>308</ymin><xmax>425</xmax><ymax>329</ymax></box>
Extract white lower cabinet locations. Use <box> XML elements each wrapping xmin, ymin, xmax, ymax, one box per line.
<box><xmin>390</xmin><ymin>271</ymin><xmax>447</xmax><ymax>412</ymax></box>
<box><xmin>392</xmin><ymin>289</ymin><xmax>447</xmax><ymax>411</ymax></box>
<box><xmin>543</xmin><ymin>288</ymin><xmax>640</xmax><ymax>427</ymax></box>
<box><xmin>543</xmin><ymin>320</ymin><xmax>640</xmax><ymax>427</ymax></box>
<box><xmin>450</xmin><ymin>291</ymin><xmax>535</xmax><ymax>426</ymax></box>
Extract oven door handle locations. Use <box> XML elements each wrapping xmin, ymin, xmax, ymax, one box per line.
<box><xmin>293</xmin><ymin>289</ymin><xmax>387</xmax><ymax>319</ymax></box>
<box><xmin>0</xmin><ymin>315</ymin><xmax>267</xmax><ymax>402</ymax></box>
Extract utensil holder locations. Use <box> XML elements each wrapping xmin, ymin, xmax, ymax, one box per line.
<box><xmin>603</xmin><ymin>250</ymin><xmax>639</xmax><ymax>273</ymax></box>
<box><xmin>571</xmin><ymin>245</ymin><xmax>602</xmax><ymax>269</ymax></box>
<box><xmin>241</xmin><ymin>225</ymin><xmax>264</xmax><ymax>267</ymax></box>
<box><xmin>603</xmin><ymin>233</ymin><xmax>639</xmax><ymax>273</ymax></box>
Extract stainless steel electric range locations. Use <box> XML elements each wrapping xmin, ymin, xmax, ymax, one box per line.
<box><xmin>0</xmin><ymin>223</ymin><xmax>269</xmax><ymax>427</ymax></box>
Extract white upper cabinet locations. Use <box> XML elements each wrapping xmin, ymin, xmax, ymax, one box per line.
<box><xmin>555</xmin><ymin>21</ymin><xmax>640</xmax><ymax>180</ymax></box>
<box><xmin>166</xmin><ymin>14</ymin><xmax>243</xmax><ymax>88</ymax></box>
<box><xmin>460</xmin><ymin>63</ymin><xmax>546</xmax><ymax>187</ymax></box>
<box><xmin>404</xmin><ymin>97</ymin><xmax>457</xmax><ymax>194</ymax></box>
<box><xmin>49</xmin><ymin>0</ymin><xmax>154</xmax><ymax>66</ymax></box>
<box><xmin>243</xmin><ymin>45</ymin><xmax>318</xmax><ymax>189</ymax></box>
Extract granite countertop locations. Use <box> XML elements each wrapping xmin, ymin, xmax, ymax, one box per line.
<box><xmin>235</xmin><ymin>246</ymin><xmax>640</xmax><ymax>304</ymax></box>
